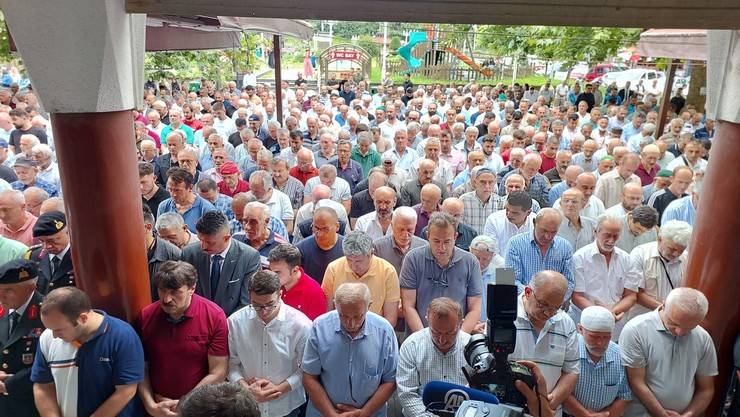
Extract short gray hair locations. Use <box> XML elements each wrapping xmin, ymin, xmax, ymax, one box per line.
<box><xmin>392</xmin><ymin>206</ymin><xmax>418</xmax><ymax>223</ymax></box>
<box><xmin>596</xmin><ymin>213</ymin><xmax>623</xmax><ymax>231</ymax></box>
<box><xmin>665</xmin><ymin>287</ymin><xmax>708</xmax><ymax>318</ymax></box>
<box><xmin>249</xmin><ymin>170</ymin><xmax>273</xmax><ymax>190</ymax></box>
<box><xmin>334</xmin><ymin>282</ymin><xmax>371</xmax><ymax>308</ymax></box>
<box><xmin>155</xmin><ymin>212</ymin><xmax>186</xmax><ymax>231</ymax></box>
<box><xmin>659</xmin><ymin>220</ymin><xmax>692</xmax><ymax>247</ymax></box>
<box><xmin>342</xmin><ymin>230</ymin><xmax>374</xmax><ymax>256</ymax></box>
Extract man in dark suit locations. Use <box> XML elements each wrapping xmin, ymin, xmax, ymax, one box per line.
<box><xmin>181</xmin><ymin>211</ymin><xmax>260</xmax><ymax>316</ymax></box>
<box><xmin>0</xmin><ymin>259</ymin><xmax>45</xmax><ymax>417</ymax></box>
<box><xmin>154</xmin><ymin>131</ymin><xmax>186</xmax><ymax>185</ymax></box>
<box><xmin>30</xmin><ymin>211</ymin><xmax>74</xmax><ymax>294</ymax></box>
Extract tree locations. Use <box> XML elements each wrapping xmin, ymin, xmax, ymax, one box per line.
<box><xmin>390</xmin><ymin>36</ymin><xmax>401</xmax><ymax>53</ymax></box>
<box><xmin>478</xmin><ymin>25</ymin><xmax>642</xmax><ymax>72</ymax></box>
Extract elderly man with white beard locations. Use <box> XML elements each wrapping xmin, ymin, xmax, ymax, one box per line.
<box><xmin>571</xmin><ymin>214</ymin><xmax>640</xmax><ymax>339</ymax></box>
<box><xmin>564</xmin><ymin>306</ymin><xmax>633</xmax><ymax>417</ymax></box>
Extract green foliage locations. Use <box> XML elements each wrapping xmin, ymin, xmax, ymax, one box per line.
<box><xmin>0</xmin><ymin>12</ymin><xmax>19</xmax><ymax>65</ymax></box>
<box><xmin>390</xmin><ymin>36</ymin><xmax>401</xmax><ymax>52</ymax></box>
<box><xmin>479</xmin><ymin>26</ymin><xmax>642</xmax><ymax>66</ymax></box>
<box><xmin>144</xmin><ymin>33</ymin><xmax>266</xmax><ymax>85</ymax></box>
<box><xmin>354</xmin><ymin>35</ymin><xmax>380</xmax><ymax>57</ymax></box>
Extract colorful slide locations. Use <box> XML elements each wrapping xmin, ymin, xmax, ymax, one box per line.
<box><xmin>397</xmin><ymin>31</ymin><xmax>428</xmax><ymax>70</ymax></box>
<box><xmin>444</xmin><ymin>47</ymin><xmax>493</xmax><ymax>77</ymax></box>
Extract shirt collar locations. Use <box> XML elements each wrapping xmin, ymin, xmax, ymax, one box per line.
<box><xmin>213</xmin><ymin>239</ymin><xmax>232</xmax><ymax>259</ymax></box>
<box><xmin>10</xmin><ymin>291</ymin><xmax>34</xmax><ymax>318</ymax></box>
<box><xmin>52</xmin><ymin>244</ymin><xmax>71</xmax><ymax>262</ymax></box>
<box><xmin>422</xmin><ymin>245</ymin><xmax>463</xmax><ymax>268</ymax></box>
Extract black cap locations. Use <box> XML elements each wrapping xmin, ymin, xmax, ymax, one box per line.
<box><xmin>33</xmin><ymin>211</ymin><xmax>67</xmax><ymax>238</ymax></box>
<box><xmin>0</xmin><ymin>259</ymin><xmax>38</xmax><ymax>285</ymax></box>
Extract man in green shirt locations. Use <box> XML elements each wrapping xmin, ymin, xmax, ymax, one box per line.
<box><xmin>0</xmin><ymin>234</ymin><xmax>28</xmax><ymax>265</ymax></box>
<box><xmin>160</xmin><ymin>108</ymin><xmax>195</xmax><ymax>145</ymax></box>
<box><xmin>351</xmin><ymin>131</ymin><xmax>381</xmax><ymax>176</ymax></box>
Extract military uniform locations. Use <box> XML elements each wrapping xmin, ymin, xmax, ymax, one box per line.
<box><xmin>0</xmin><ymin>260</ymin><xmax>45</xmax><ymax>417</ymax></box>
<box><xmin>25</xmin><ymin>244</ymin><xmax>75</xmax><ymax>294</ymax></box>
<box><xmin>27</xmin><ymin>211</ymin><xmax>75</xmax><ymax>295</ymax></box>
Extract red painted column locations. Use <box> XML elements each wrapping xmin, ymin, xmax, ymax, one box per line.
<box><xmin>51</xmin><ymin>110</ymin><xmax>151</xmax><ymax>321</ymax></box>
<box><xmin>684</xmin><ymin>120</ymin><xmax>740</xmax><ymax>415</ymax></box>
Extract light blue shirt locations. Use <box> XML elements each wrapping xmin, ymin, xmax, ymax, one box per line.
<box><xmin>505</xmin><ymin>231</ymin><xmax>574</xmax><ymax>298</ymax></box>
<box><xmin>548</xmin><ymin>181</ymin><xmax>568</xmax><ymax>205</ymax></box>
<box><xmin>452</xmin><ymin>168</ymin><xmax>470</xmax><ymax>190</ymax></box>
<box><xmin>382</xmin><ymin>147</ymin><xmax>419</xmax><ymax>171</ymax></box>
<box><xmin>620</xmin><ymin>122</ymin><xmax>642</xmax><ymax>141</ymax></box>
<box><xmin>157</xmin><ymin>195</ymin><xmax>217</xmax><ymax>232</ymax></box>
<box><xmin>572</xmin><ymin>336</ymin><xmax>632</xmax><ymax>412</ymax></box>
<box><xmin>661</xmin><ymin>195</ymin><xmax>695</xmax><ymax>226</ymax></box>
<box><xmin>302</xmin><ymin>311</ymin><xmax>398</xmax><ymax>417</ymax></box>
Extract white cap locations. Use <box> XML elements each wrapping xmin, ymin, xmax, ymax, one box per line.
<box><xmin>580</xmin><ymin>306</ymin><xmax>615</xmax><ymax>332</ymax></box>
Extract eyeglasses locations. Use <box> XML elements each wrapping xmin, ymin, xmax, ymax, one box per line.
<box><xmin>530</xmin><ymin>290</ymin><xmax>559</xmax><ymax>314</ymax></box>
<box><xmin>252</xmin><ymin>300</ymin><xmax>279</xmax><ymax>312</ymax></box>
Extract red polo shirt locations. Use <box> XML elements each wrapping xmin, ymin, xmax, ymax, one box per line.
<box><xmin>281</xmin><ymin>268</ymin><xmax>327</xmax><ymax>320</ymax></box>
<box><xmin>289</xmin><ymin>166</ymin><xmax>319</xmax><ymax>185</ymax></box>
<box><xmin>218</xmin><ymin>179</ymin><xmax>250</xmax><ymax>197</ymax></box>
<box><xmin>137</xmin><ymin>294</ymin><xmax>229</xmax><ymax>400</ymax></box>
<box><xmin>539</xmin><ymin>152</ymin><xmax>556</xmax><ymax>174</ymax></box>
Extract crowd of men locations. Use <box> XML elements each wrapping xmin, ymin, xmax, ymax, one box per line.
<box><xmin>0</xmin><ymin>75</ymin><xmax>731</xmax><ymax>417</ymax></box>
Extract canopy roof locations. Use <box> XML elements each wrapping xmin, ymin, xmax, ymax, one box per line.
<box><xmin>145</xmin><ymin>15</ymin><xmax>313</xmax><ymax>51</ymax></box>
<box><xmin>635</xmin><ymin>29</ymin><xmax>707</xmax><ymax>61</ymax></box>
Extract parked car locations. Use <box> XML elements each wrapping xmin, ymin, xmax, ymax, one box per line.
<box><xmin>601</xmin><ymin>68</ymin><xmax>666</xmax><ymax>91</ymax></box>
<box><xmin>585</xmin><ymin>63</ymin><xmax>628</xmax><ymax>82</ymax></box>
<box><xmin>569</xmin><ymin>63</ymin><xmax>589</xmax><ymax>79</ymax></box>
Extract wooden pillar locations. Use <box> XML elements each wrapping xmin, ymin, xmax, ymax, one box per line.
<box><xmin>2</xmin><ymin>0</ymin><xmax>149</xmax><ymax>322</ymax></box>
<box><xmin>657</xmin><ymin>59</ymin><xmax>679</xmax><ymax>135</ymax></box>
<box><xmin>274</xmin><ymin>34</ymin><xmax>283</xmax><ymax>126</ymax></box>
<box><xmin>52</xmin><ymin>111</ymin><xmax>151</xmax><ymax>320</ymax></box>
<box><xmin>684</xmin><ymin>120</ymin><xmax>740</xmax><ymax>415</ymax></box>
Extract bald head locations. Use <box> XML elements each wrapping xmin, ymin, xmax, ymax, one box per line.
<box><xmin>575</xmin><ymin>172</ymin><xmax>597</xmax><ymax>199</ymax></box>
<box><xmin>621</xmin><ymin>182</ymin><xmax>644</xmax><ymax>211</ymax></box>
<box><xmin>309</xmin><ymin>184</ymin><xmax>331</xmax><ymax>202</ymax></box>
<box><xmin>563</xmin><ymin>165</ymin><xmax>584</xmax><ymax>187</ymax></box>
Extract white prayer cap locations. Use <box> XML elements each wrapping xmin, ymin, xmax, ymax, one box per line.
<box><xmin>580</xmin><ymin>306</ymin><xmax>615</xmax><ymax>332</ymax></box>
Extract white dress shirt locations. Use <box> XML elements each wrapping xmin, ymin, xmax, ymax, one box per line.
<box><xmin>483</xmin><ymin>209</ymin><xmax>535</xmax><ymax>255</ymax></box>
<box><xmin>355</xmin><ymin>211</ymin><xmax>393</xmax><ymax>241</ymax></box>
<box><xmin>571</xmin><ymin>242</ymin><xmax>640</xmax><ymax>338</ymax></box>
<box><xmin>227</xmin><ymin>303</ymin><xmax>312</xmax><ymax>417</ymax></box>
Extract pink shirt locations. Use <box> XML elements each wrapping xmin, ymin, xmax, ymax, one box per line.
<box><xmin>1</xmin><ymin>211</ymin><xmax>38</xmax><ymax>246</ymax></box>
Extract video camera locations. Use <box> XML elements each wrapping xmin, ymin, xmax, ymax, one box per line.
<box><xmin>461</xmin><ymin>269</ymin><xmax>535</xmax><ymax>408</ymax></box>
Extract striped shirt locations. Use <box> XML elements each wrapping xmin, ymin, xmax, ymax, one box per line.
<box><xmin>31</xmin><ymin>311</ymin><xmax>145</xmax><ymax>417</ymax></box>
<box><xmin>397</xmin><ymin>328</ymin><xmax>471</xmax><ymax>417</ymax></box>
<box><xmin>274</xmin><ymin>176</ymin><xmax>305</xmax><ymax>210</ymax></box>
<box><xmin>460</xmin><ymin>191</ymin><xmax>505</xmax><ymax>234</ymax></box>
<box><xmin>212</xmin><ymin>194</ymin><xmax>235</xmax><ymax>222</ymax></box>
<box><xmin>569</xmin><ymin>337</ymin><xmax>632</xmax><ymax>412</ymax></box>
<box><xmin>661</xmin><ymin>195</ymin><xmax>695</xmax><ymax>226</ymax></box>
<box><xmin>557</xmin><ymin>216</ymin><xmax>596</xmax><ymax>251</ymax></box>
<box><xmin>505</xmin><ymin>232</ymin><xmax>574</xmax><ymax>298</ymax></box>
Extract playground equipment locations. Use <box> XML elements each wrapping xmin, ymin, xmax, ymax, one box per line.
<box><xmin>397</xmin><ymin>31</ymin><xmax>428</xmax><ymax>70</ymax></box>
<box><xmin>444</xmin><ymin>47</ymin><xmax>493</xmax><ymax>77</ymax></box>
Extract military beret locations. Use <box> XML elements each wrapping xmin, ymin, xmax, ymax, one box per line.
<box><xmin>0</xmin><ymin>259</ymin><xmax>38</xmax><ymax>285</ymax></box>
<box><xmin>33</xmin><ymin>210</ymin><xmax>67</xmax><ymax>237</ymax></box>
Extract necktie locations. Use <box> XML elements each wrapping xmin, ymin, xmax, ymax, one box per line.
<box><xmin>8</xmin><ymin>311</ymin><xmax>19</xmax><ymax>338</ymax></box>
<box><xmin>52</xmin><ymin>256</ymin><xmax>61</xmax><ymax>275</ymax></box>
<box><xmin>210</xmin><ymin>255</ymin><xmax>223</xmax><ymax>296</ymax></box>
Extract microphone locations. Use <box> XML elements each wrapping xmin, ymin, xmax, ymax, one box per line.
<box><xmin>422</xmin><ymin>381</ymin><xmax>499</xmax><ymax>415</ymax></box>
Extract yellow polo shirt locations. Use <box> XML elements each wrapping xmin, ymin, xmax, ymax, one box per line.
<box><xmin>322</xmin><ymin>255</ymin><xmax>400</xmax><ymax>315</ymax></box>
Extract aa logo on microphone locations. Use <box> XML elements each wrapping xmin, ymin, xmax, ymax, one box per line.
<box><xmin>444</xmin><ymin>389</ymin><xmax>470</xmax><ymax>411</ymax></box>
